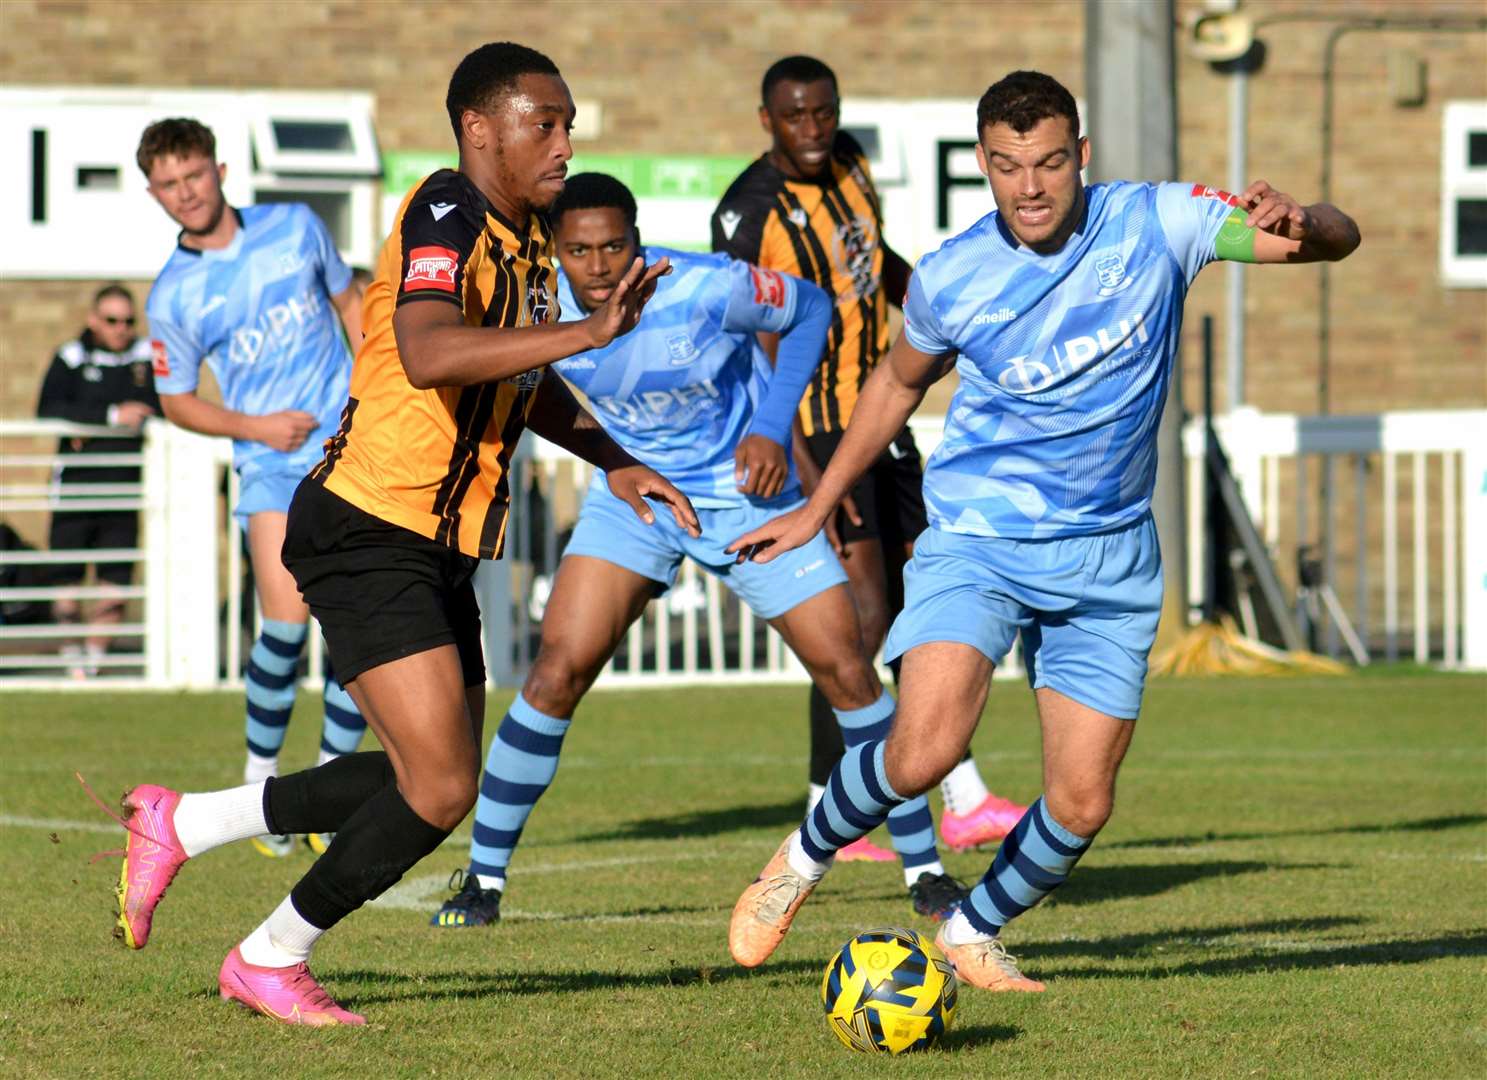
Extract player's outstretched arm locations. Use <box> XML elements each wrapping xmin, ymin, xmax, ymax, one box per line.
<box><xmin>1230</xmin><ymin>180</ymin><xmax>1360</xmax><ymax>265</ymax></box>
<box><xmin>727</xmin><ymin>334</ymin><xmax>953</xmax><ymax>564</ymax></box>
<box><xmin>525</xmin><ymin>375</ymin><xmax>699</xmax><ymax>537</ymax></box>
<box><xmin>393</xmin><ymin>255</ymin><xmax>671</xmax><ymax>389</ymax></box>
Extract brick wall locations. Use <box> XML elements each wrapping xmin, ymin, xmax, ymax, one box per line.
<box><xmin>2</xmin><ymin>0</ymin><xmax>1483</xmax><ymax>421</ymax></box>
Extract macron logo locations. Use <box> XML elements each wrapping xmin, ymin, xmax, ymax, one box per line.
<box><xmin>972</xmin><ymin>307</ymin><xmax>1017</xmax><ymax>326</ymax></box>
<box><xmin>718</xmin><ymin>210</ymin><xmax>742</xmax><ymax>239</ymax></box>
<box><xmin>429</xmin><ymin>202</ymin><xmax>457</xmax><ymax>222</ymax></box>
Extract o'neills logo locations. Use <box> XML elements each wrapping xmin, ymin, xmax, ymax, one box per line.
<box><xmin>404</xmin><ymin>245</ymin><xmax>459</xmax><ymax>292</ymax></box>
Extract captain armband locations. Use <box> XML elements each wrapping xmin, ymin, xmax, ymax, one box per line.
<box><xmin>1213</xmin><ymin>206</ymin><xmax>1259</xmax><ymax>263</ymax></box>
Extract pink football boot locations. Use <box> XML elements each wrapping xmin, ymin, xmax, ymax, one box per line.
<box><xmin>836</xmin><ymin>836</ymin><xmax>896</xmax><ymax>863</ymax></box>
<box><xmin>939</xmin><ymin>794</ymin><xmax>1028</xmax><ymax>852</ymax></box>
<box><xmin>83</xmin><ymin>779</ymin><xmax>191</xmax><ymax>949</ymax></box>
<box><xmin>219</xmin><ymin>946</ymin><xmax>365</xmax><ymax>1026</ymax></box>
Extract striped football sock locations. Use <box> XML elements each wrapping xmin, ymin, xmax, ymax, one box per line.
<box><xmin>318</xmin><ymin>673</ymin><xmax>367</xmax><ymax>765</ymax></box>
<box><xmin>834</xmin><ymin>691</ymin><xmax>943</xmax><ymax>884</ymax></box>
<box><xmin>243</xmin><ymin>619</ymin><xmax>307</xmax><ymax>771</ymax></box>
<box><xmin>468</xmin><ymin>693</ymin><xmax>571</xmax><ymax>886</ymax></box>
<box><xmin>797</xmin><ymin>740</ymin><xmax>905</xmax><ymax>871</ymax></box>
<box><xmin>959</xmin><ymin>796</ymin><xmax>1091</xmax><ymax>938</ymax></box>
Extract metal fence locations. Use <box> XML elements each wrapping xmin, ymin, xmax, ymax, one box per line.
<box><xmin>3</xmin><ymin>408</ymin><xmax>1483</xmax><ymax>690</ymax></box>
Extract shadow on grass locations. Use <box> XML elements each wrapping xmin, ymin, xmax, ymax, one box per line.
<box><xmin>1054</xmin><ymin>859</ymin><xmax>1331</xmax><ymax>906</ymax></box>
<box><xmin>1033</xmin><ymin>927</ymin><xmax>1487</xmax><ymax>981</ymax></box>
<box><xmin>939</xmin><ymin>1023</ymin><xmax>1022</xmax><ymax>1050</ymax></box>
<box><xmin>1030</xmin><ymin>915</ymin><xmax>1366</xmax><ymax>960</ymax></box>
<box><xmin>1106</xmin><ymin>813</ymin><xmax>1487</xmax><ymax>851</ymax></box>
<box><xmin>322</xmin><ymin>956</ymin><xmax>828</xmax><ymax>1006</ymax></box>
<box><xmin>574</xmin><ymin>798</ymin><xmax>806</xmax><ymax>843</ymax></box>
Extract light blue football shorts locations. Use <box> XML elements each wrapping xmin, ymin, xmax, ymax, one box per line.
<box><xmin>882</xmin><ymin>513</ymin><xmax>1163</xmax><ymax>719</ymax></box>
<box><xmin>234</xmin><ymin>464</ymin><xmax>310</xmax><ymax>530</ymax></box>
<box><xmin>564</xmin><ymin>479</ymin><xmax>848</xmax><ymax>620</ymax></box>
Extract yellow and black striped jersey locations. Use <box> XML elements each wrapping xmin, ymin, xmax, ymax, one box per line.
<box><xmin>311</xmin><ymin>169</ymin><xmax>558</xmax><ymax>559</ymax></box>
<box><xmin>711</xmin><ymin>131</ymin><xmax>889</xmax><ymax>435</ymax></box>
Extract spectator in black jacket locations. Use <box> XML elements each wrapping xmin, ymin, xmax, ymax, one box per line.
<box><xmin>35</xmin><ymin>283</ymin><xmax>159</xmax><ymax>676</ymax></box>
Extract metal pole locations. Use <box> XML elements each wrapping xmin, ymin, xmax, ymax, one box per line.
<box><xmin>1085</xmin><ymin>0</ymin><xmax>1186</xmax><ymax>648</ymax></box>
<box><xmin>1225</xmin><ymin>69</ymin><xmax>1247</xmax><ymax>412</ymax></box>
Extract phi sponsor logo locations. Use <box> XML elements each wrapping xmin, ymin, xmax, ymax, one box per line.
<box><xmin>405</xmin><ymin>246</ymin><xmax>459</xmax><ymax>292</ymax></box>
<box><xmin>595</xmin><ymin>379</ymin><xmax>722</xmax><ymax>424</ymax></box>
<box><xmin>226</xmin><ymin>288</ymin><xmax>327</xmax><ymax>366</ymax></box>
<box><xmin>1094</xmin><ymin>251</ymin><xmax>1133</xmax><ymax>296</ymax></box>
<box><xmin>972</xmin><ymin>307</ymin><xmax>1017</xmax><ymax>326</ymax></box>
<box><xmin>996</xmin><ymin>311</ymin><xmax>1151</xmax><ymax>393</ymax></box>
<box><xmin>666</xmin><ymin>334</ymin><xmax>698</xmax><ymax>365</ymax></box>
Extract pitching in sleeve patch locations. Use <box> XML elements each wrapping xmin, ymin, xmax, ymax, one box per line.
<box><xmin>750</xmin><ymin>265</ymin><xmax>787</xmax><ymax>308</ymax></box>
<box><xmin>404</xmin><ymin>246</ymin><xmax>460</xmax><ymax>292</ymax></box>
<box><xmin>1213</xmin><ymin>206</ymin><xmax>1259</xmax><ymax>263</ymax></box>
<box><xmin>150</xmin><ymin>339</ymin><xmax>170</xmax><ymax>377</ymax></box>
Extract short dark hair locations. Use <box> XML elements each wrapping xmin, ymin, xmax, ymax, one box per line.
<box><xmin>551</xmin><ymin>173</ymin><xmax>638</xmax><ymax>230</ymax></box>
<box><xmin>976</xmin><ymin>70</ymin><xmax>1080</xmax><ymax>141</ymax></box>
<box><xmin>93</xmin><ymin>283</ymin><xmax>134</xmax><ymax>308</ymax></box>
<box><xmin>446</xmin><ymin>42</ymin><xmax>561</xmax><ymax>143</ymax></box>
<box><xmin>761</xmin><ymin>55</ymin><xmax>838</xmax><ymax>107</ymax></box>
<box><xmin>136</xmin><ymin>117</ymin><xmax>216</xmax><ymax>177</ymax></box>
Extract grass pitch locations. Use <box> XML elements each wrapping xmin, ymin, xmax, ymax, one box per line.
<box><xmin>2</xmin><ymin>671</ymin><xmax>1484</xmax><ymax>1078</ymax></box>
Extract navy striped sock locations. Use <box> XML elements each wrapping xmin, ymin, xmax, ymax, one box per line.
<box><xmin>799</xmin><ymin>740</ymin><xmax>905</xmax><ymax>864</ymax></box>
<box><xmin>319</xmin><ymin>674</ymin><xmax>367</xmax><ymax>761</ymax></box>
<box><xmin>834</xmin><ymin>691</ymin><xmax>942</xmax><ymax>880</ymax></box>
<box><xmin>244</xmin><ymin>620</ymin><xmax>307</xmax><ymax>760</ymax></box>
<box><xmin>468</xmin><ymin>694</ymin><xmax>571</xmax><ymax>884</ymax></box>
<box><xmin>963</xmin><ymin>796</ymin><xmax>1091</xmax><ymax>936</ymax></box>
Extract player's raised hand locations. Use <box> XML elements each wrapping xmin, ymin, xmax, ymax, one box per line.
<box><xmin>1240</xmin><ymin>180</ymin><xmax>1311</xmax><ymax>240</ymax></box>
<box><xmin>607</xmin><ymin>462</ymin><xmax>701</xmax><ymax>537</ymax></box>
<box><xmin>585</xmin><ymin>255</ymin><xmax>672</xmax><ymax>348</ymax></box>
<box><xmin>726</xmin><ymin>503</ymin><xmax>826</xmax><ymax>565</ymax></box>
<box><xmin>252</xmin><ymin>409</ymin><xmax>318</xmax><ymax>452</ymax></box>
<box><xmin>734</xmin><ymin>434</ymin><xmax>788</xmax><ymax>499</ymax></box>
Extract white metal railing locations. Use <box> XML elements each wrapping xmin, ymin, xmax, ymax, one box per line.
<box><xmin>6</xmin><ymin>407</ymin><xmax>1482</xmax><ymax>690</ymax></box>
<box><xmin>0</xmin><ymin>419</ymin><xmax>150</xmax><ymax>681</ymax></box>
<box><xmin>1183</xmin><ymin>407</ymin><xmax>1486</xmax><ymax>667</ymax></box>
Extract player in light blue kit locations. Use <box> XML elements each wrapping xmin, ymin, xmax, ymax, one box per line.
<box><xmin>727</xmin><ymin>71</ymin><xmax>1360</xmax><ymax>987</ymax></box>
<box><xmin>432</xmin><ymin>173</ymin><xmax>971</xmax><ymax>929</ymax></box>
<box><xmin>139</xmin><ymin>118</ymin><xmax>369</xmax><ymax>856</ymax></box>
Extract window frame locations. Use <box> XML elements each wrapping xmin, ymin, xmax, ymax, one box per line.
<box><xmin>1440</xmin><ymin>100</ymin><xmax>1487</xmax><ymax>289</ymax></box>
<box><xmin>249</xmin><ymin>97</ymin><xmax>381</xmax><ymax>176</ymax></box>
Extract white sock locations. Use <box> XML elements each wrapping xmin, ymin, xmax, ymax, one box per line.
<box><xmin>786</xmin><ymin>830</ymin><xmax>832</xmax><ymax>882</ymax></box>
<box><xmin>244</xmin><ymin>751</ymin><xmax>279</xmax><ymax>785</ymax></box>
<box><xmin>238</xmin><ymin>896</ymin><xmax>324</xmax><ymax>968</ymax></box>
<box><xmin>806</xmin><ymin>783</ymin><xmax>826</xmax><ymax>814</ymax></box>
<box><xmin>174</xmin><ymin>782</ymin><xmax>269</xmax><ymax>857</ymax></box>
<box><xmin>904</xmin><ymin>860</ymin><xmax>946</xmax><ymax>887</ymax></box>
<box><xmin>474</xmin><ymin>873</ymin><xmax>506</xmax><ymax>892</ymax></box>
<box><xmin>941</xmin><ymin>907</ymin><xmax>996</xmax><ymax>946</ymax></box>
<box><xmin>940</xmin><ymin>758</ymin><xmax>991</xmax><ymax>816</ymax></box>
<box><xmin>316</xmin><ymin>747</ymin><xmax>341</xmax><ymax>768</ymax></box>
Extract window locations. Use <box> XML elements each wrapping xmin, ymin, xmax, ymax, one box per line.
<box><xmin>249</xmin><ymin>100</ymin><xmax>380</xmax><ymax>175</ymax></box>
<box><xmin>1441</xmin><ymin>101</ymin><xmax>1487</xmax><ymax>287</ymax></box>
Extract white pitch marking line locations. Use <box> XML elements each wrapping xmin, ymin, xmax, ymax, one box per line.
<box><xmin>0</xmin><ymin>813</ymin><xmax>117</xmax><ymax>835</ymax></box>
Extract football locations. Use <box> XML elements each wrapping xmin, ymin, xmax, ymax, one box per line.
<box><xmin>820</xmin><ymin>926</ymin><xmax>958</xmax><ymax>1054</ymax></box>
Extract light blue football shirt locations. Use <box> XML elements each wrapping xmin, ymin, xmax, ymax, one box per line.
<box><xmin>553</xmin><ymin>247</ymin><xmax>803</xmax><ymax>507</ymax></box>
<box><xmin>903</xmin><ymin>180</ymin><xmax>1236</xmax><ymax>539</ymax></box>
<box><xmin>146</xmin><ymin>203</ymin><xmax>353</xmax><ymax>478</ymax></box>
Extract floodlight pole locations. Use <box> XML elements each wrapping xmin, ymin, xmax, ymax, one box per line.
<box><xmin>1084</xmin><ymin>0</ymin><xmax>1187</xmax><ymax>646</ymax></box>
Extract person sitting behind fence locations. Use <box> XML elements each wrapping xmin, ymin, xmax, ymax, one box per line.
<box><xmin>35</xmin><ymin>283</ymin><xmax>159</xmax><ymax>678</ymax></box>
